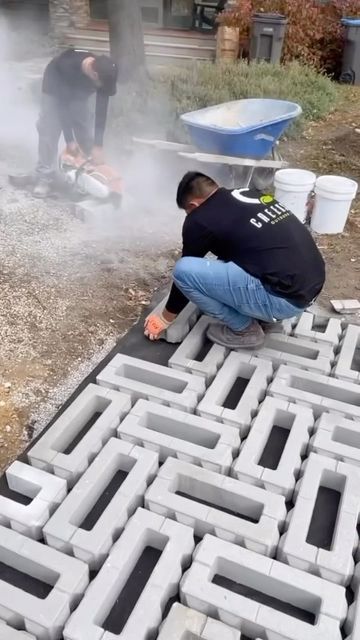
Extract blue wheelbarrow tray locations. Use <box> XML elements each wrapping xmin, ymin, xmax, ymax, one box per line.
<box><xmin>180</xmin><ymin>99</ymin><xmax>302</xmax><ymax>160</ymax></box>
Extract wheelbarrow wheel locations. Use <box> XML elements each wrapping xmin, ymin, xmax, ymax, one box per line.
<box><xmin>250</xmin><ymin>146</ymin><xmax>282</xmax><ymax>193</ymax></box>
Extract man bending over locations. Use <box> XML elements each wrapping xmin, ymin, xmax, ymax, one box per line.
<box><xmin>33</xmin><ymin>48</ymin><xmax>118</xmax><ymax>197</ymax></box>
<box><xmin>145</xmin><ymin>172</ymin><xmax>325</xmax><ymax>349</ymax></box>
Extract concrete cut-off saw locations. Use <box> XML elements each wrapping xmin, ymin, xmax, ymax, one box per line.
<box><xmin>59</xmin><ymin>148</ymin><xmax>123</xmax><ymax>210</ymax></box>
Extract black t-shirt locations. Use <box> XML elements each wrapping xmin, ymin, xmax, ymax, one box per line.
<box><xmin>166</xmin><ymin>188</ymin><xmax>325</xmax><ymax>315</ymax></box>
<box><xmin>42</xmin><ymin>49</ymin><xmax>117</xmax><ymax>146</ymax></box>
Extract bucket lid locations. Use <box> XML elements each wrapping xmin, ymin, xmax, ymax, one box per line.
<box><xmin>341</xmin><ymin>17</ymin><xmax>360</xmax><ymax>26</ymax></box>
<box><xmin>252</xmin><ymin>12</ymin><xmax>288</xmax><ymax>24</ymax></box>
<box><xmin>275</xmin><ymin>168</ymin><xmax>317</xmax><ymax>187</ymax></box>
<box><xmin>315</xmin><ymin>175</ymin><xmax>358</xmax><ymax>197</ymax></box>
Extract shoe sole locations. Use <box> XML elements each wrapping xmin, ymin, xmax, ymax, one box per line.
<box><xmin>206</xmin><ymin>331</ymin><xmax>265</xmax><ymax>350</ymax></box>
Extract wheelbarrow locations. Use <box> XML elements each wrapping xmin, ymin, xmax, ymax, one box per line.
<box><xmin>134</xmin><ymin>98</ymin><xmax>302</xmax><ymax>190</ymax></box>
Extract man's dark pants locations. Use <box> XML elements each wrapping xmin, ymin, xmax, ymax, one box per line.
<box><xmin>36</xmin><ymin>94</ymin><xmax>93</xmax><ymax>181</ymax></box>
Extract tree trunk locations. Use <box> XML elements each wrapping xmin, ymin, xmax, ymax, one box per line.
<box><xmin>107</xmin><ymin>0</ymin><xmax>147</xmax><ymax>83</ymax></box>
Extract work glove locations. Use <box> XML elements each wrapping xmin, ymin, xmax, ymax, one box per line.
<box><xmin>144</xmin><ymin>313</ymin><xmax>172</xmax><ymax>341</ymax></box>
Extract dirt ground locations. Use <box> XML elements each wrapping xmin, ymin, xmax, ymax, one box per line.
<box><xmin>0</xmin><ymin>79</ymin><xmax>359</xmax><ymax>473</ymax></box>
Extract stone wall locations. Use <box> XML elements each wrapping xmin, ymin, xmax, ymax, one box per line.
<box><xmin>49</xmin><ymin>0</ymin><xmax>90</xmax><ymax>37</ymax></box>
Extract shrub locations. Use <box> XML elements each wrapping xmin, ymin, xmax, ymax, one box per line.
<box><xmin>110</xmin><ymin>60</ymin><xmax>339</xmax><ymax>143</ymax></box>
<box><xmin>219</xmin><ymin>0</ymin><xmax>360</xmax><ymax>74</ymax></box>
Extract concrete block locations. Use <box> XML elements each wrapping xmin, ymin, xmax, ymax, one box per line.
<box><xmin>231</xmin><ymin>397</ymin><xmax>314</xmax><ymax>500</ymax></box>
<box><xmin>278</xmin><ymin>452</ymin><xmax>360</xmax><ymax>586</ymax></box>
<box><xmin>118</xmin><ymin>400</ymin><xmax>240</xmax><ymax>474</ymax></box>
<box><xmin>309</xmin><ymin>413</ymin><xmax>360</xmax><ymax>467</ymax></box>
<box><xmin>0</xmin><ymin>622</ymin><xmax>35</xmax><ymax>639</ymax></box>
<box><xmin>294</xmin><ymin>312</ymin><xmax>342</xmax><ymax>347</ymax></box>
<box><xmin>43</xmin><ymin>438</ymin><xmax>158</xmax><ymax>568</ymax></box>
<box><xmin>197</xmin><ymin>352</ymin><xmax>273</xmax><ymax>437</ymax></box>
<box><xmin>146</xmin><ymin>295</ymin><xmax>199</xmax><ymax>344</ymax></box>
<box><xmin>269</xmin><ymin>365</ymin><xmax>360</xmax><ymax>420</ymax></box>
<box><xmin>27</xmin><ymin>384</ymin><xmax>131</xmax><ymax>487</ymax></box>
<box><xmin>157</xmin><ymin>603</ymin><xmax>241</xmax><ymax>640</ymax></box>
<box><xmin>168</xmin><ymin>315</ymin><xmax>228</xmax><ymax>384</ymax></box>
<box><xmin>0</xmin><ymin>462</ymin><xmax>67</xmax><ymax>539</ymax></box>
<box><xmin>264</xmin><ymin>317</ymin><xmax>298</xmax><ymax>335</ymax></box>
<box><xmin>334</xmin><ymin>324</ymin><xmax>360</xmax><ymax>383</ymax></box>
<box><xmin>180</xmin><ymin>534</ymin><xmax>346</xmax><ymax>640</ymax></box>
<box><xmin>145</xmin><ymin>457</ymin><xmax>286</xmax><ymax>556</ymax></box>
<box><xmin>252</xmin><ymin>334</ymin><xmax>334</xmax><ymax>375</ymax></box>
<box><xmin>345</xmin><ymin>564</ymin><xmax>360</xmax><ymax>639</ymax></box>
<box><xmin>0</xmin><ymin>525</ymin><xmax>89</xmax><ymax>640</ymax></box>
<box><xmin>96</xmin><ymin>354</ymin><xmax>205</xmax><ymax>412</ymax></box>
<box><xmin>64</xmin><ymin>508</ymin><xmax>194</xmax><ymax>640</ymax></box>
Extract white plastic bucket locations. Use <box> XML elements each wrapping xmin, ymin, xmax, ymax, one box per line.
<box><xmin>311</xmin><ymin>175</ymin><xmax>358</xmax><ymax>234</ymax></box>
<box><xmin>274</xmin><ymin>168</ymin><xmax>317</xmax><ymax>223</ymax></box>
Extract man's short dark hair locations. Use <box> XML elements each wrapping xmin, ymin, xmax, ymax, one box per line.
<box><xmin>94</xmin><ymin>55</ymin><xmax>118</xmax><ymax>96</ymax></box>
<box><xmin>176</xmin><ymin>172</ymin><xmax>218</xmax><ymax>209</ymax></box>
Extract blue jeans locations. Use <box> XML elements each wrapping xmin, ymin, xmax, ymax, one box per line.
<box><xmin>173</xmin><ymin>257</ymin><xmax>304</xmax><ymax>332</ymax></box>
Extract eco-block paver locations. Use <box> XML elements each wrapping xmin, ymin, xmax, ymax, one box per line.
<box><xmin>27</xmin><ymin>384</ymin><xmax>131</xmax><ymax>487</ymax></box>
<box><xmin>294</xmin><ymin>312</ymin><xmax>342</xmax><ymax>347</ymax></box>
<box><xmin>231</xmin><ymin>397</ymin><xmax>314</xmax><ymax>499</ymax></box>
<box><xmin>168</xmin><ymin>315</ymin><xmax>228</xmax><ymax>383</ymax></box>
<box><xmin>43</xmin><ymin>438</ymin><xmax>158</xmax><ymax>569</ymax></box>
<box><xmin>145</xmin><ymin>457</ymin><xmax>286</xmax><ymax>556</ymax></box>
<box><xmin>345</xmin><ymin>563</ymin><xmax>360</xmax><ymax>639</ymax></box>
<box><xmin>157</xmin><ymin>603</ymin><xmax>242</xmax><ymax>640</ymax></box>
<box><xmin>180</xmin><ymin>534</ymin><xmax>347</xmax><ymax>640</ymax></box>
<box><xmin>333</xmin><ymin>324</ymin><xmax>360</xmax><ymax>383</ymax></box>
<box><xmin>252</xmin><ymin>334</ymin><xmax>335</xmax><ymax>375</ymax></box>
<box><xmin>278</xmin><ymin>452</ymin><xmax>360</xmax><ymax>585</ymax></box>
<box><xmin>269</xmin><ymin>365</ymin><xmax>360</xmax><ymax>420</ymax></box>
<box><xmin>0</xmin><ymin>622</ymin><xmax>36</xmax><ymax>639</ymax></box>
<box><xmin>309</xmin><ymin>413</ymin><xmax>360</xmax><ymax>467</ymax></box>
<box><xmin>0</xmin><ymin>461</ymin><xmax>67</xmax><ymax>539</ymax></box>
<box><xmin>0</xmin><ymin>525</ymin><xmax>89</xmax><ymax>640</ymax></box>
<box><xmin>96</xmin><ymin>354</ymin><xmax>205</xmax><ymax>412</ymax></box>
<box><xmin>117</xmin><ymin>400</ymin><xmax>240</xmax><ymax>474</ymax></box>
<box><xmin>197</xmin><ymin>352</ymin><xmax>273</xmax><ymax>437</ymax></box>
<box><xmin>146</xmin><ymin>296</ymin><xmax>199</xmax><ymax>344</ymax></box>
<box><xmin>64</xmin><ymin>508</ymin><xmax>194</xmax><ymax>640</ymax></box>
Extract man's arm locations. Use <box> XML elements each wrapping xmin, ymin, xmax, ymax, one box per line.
<box><xmin>144</xmin><ymin>220</ymin><xmax>212</xmax><ymax>340</ymax></box>
<box><xmin>94</xmin><ymin>91</ymin><xmax>110</xmax><ymax>148</ymax></box>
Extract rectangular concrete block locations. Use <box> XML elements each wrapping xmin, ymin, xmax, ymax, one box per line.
<box><xmin>43</xmin><ymin>438</ymin><xmax>158</xmax><ymax>568</ymax></box>
<box><xmin>0</xmin><ymin>622</ymin><xmax>36</xmax><ymax>639</ymax></box>
<box><xmin>145</xmin><ymin>457</ymin><xmax>286</xmax><ymax>556</ymax></box>
<box><xmin>0</xmin><ymin>525</ymin><xmax>89</xmax><ymax>640</ymax></box>
<box><xmin>345</xmin><ymin>564</ymin><xmax>360</xmax><ymax>639</ymax></box>
<box><xmin>333</xmin><ymin>324</ymin><xmax>360</xmax><ymax>383</ymax></box>
<box><xmin>252</xmin><ymin>334</ymin><xmax>334</xmax><ymax>375</ymax></box>
<box><xmin>309</xmin><ymin>413</ymin><xmax>360</xmax><ymax>467</ymax></box>
<box><xmin>27</xmin><ymin>384</ymin><xmax>131</xmax><ymax>487</ymax></box>
<box><xmin>64</xmin><ymin>508</ymin><xmax>195</xmax><ymax>640</ymax></box>
<box><xmin>180</xmin><ymin>534</ymin><xmax>347</xmax><ymax>640</ymax></box>
<box><xmin>0</xmin><ymin>462</ymin><xmax>67</xmax><ymax>539</ymax></box>
<box><xmin>294</xmin><ymin>312</ymin><xmax>342</xmax><ymax>347</ymax></box>
<box><xmin>168</xmin><ymin>315</ymin><xmax>228</xmax><ymax>383</ymax></box>
<box><xmin>197</xmin><ymin>352</ymin><xmax>273</xmax><ymax>437</ymax></box>
<box><xmin>96</xmin><ymin>354</ymin><xmax>205</xmax><ymax>412</ymax></box>
<box><xmin>157</xmin><ymin>603</ymin><xmax>242</xmax><ymax>640</ymax></box>
<box><xmin>231</xmin><ymin>397</ymin><xmax>314</xmax><ymax>500</ymax></box>
<box><xmin>118</xmin><ymin>400</ymin><xmax>240</xmax><ymax>474</ymax></box>
<box><xmin>278</xmin><ymin>452</ymin><xmax>360</xmax><ymax>586</ymax></box>
<box><xmin>269</xmin><ymin>365</ymin><xmax>360</xmax><ymax>420</ymax></box>
<box><xmin>146</xmin><ymin>295</ymin><xmax>199</xmax><ymax>344</ymax></box>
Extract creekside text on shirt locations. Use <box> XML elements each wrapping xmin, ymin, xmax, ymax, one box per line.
<box><xmin>231</xmin><ymin>189</ymin><xmax>290</xmax><ymax>229</ymax></box>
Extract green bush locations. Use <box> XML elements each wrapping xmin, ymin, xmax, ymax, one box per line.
<box><xmin>110</xmin><ymin>60</ymin><xmax>339</xmax><ymax>144</ymax></box>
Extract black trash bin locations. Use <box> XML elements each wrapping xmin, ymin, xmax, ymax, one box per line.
<box><xmin>249</xmin><ymin>13</ymin><xmax>288</xmax><ymax>64</ymax></box>
<box><xmin>340</xmin><ymin>17</ymin><xmax>360</xmax><ymax>85</ymax></box>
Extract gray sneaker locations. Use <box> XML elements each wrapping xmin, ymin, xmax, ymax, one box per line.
<box><xmin>33</xmin><ymin>179</ymin><xmax>53</xmax><ymax>199</ymax></box>
<box><xmin>260</xmin><ymin>320</ymin><xmax>283</xmax><ymax>333</ymax></box>
<box><xmin>206</xmin><ymin>320</ymin><xmax>265</xmax><ymax>350</ymax></box>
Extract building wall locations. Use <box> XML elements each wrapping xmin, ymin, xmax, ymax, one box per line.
<box><xmin>49</xmin><ymin>0</ymin><xmax>90</xmax><ymax>36</ymax></box>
